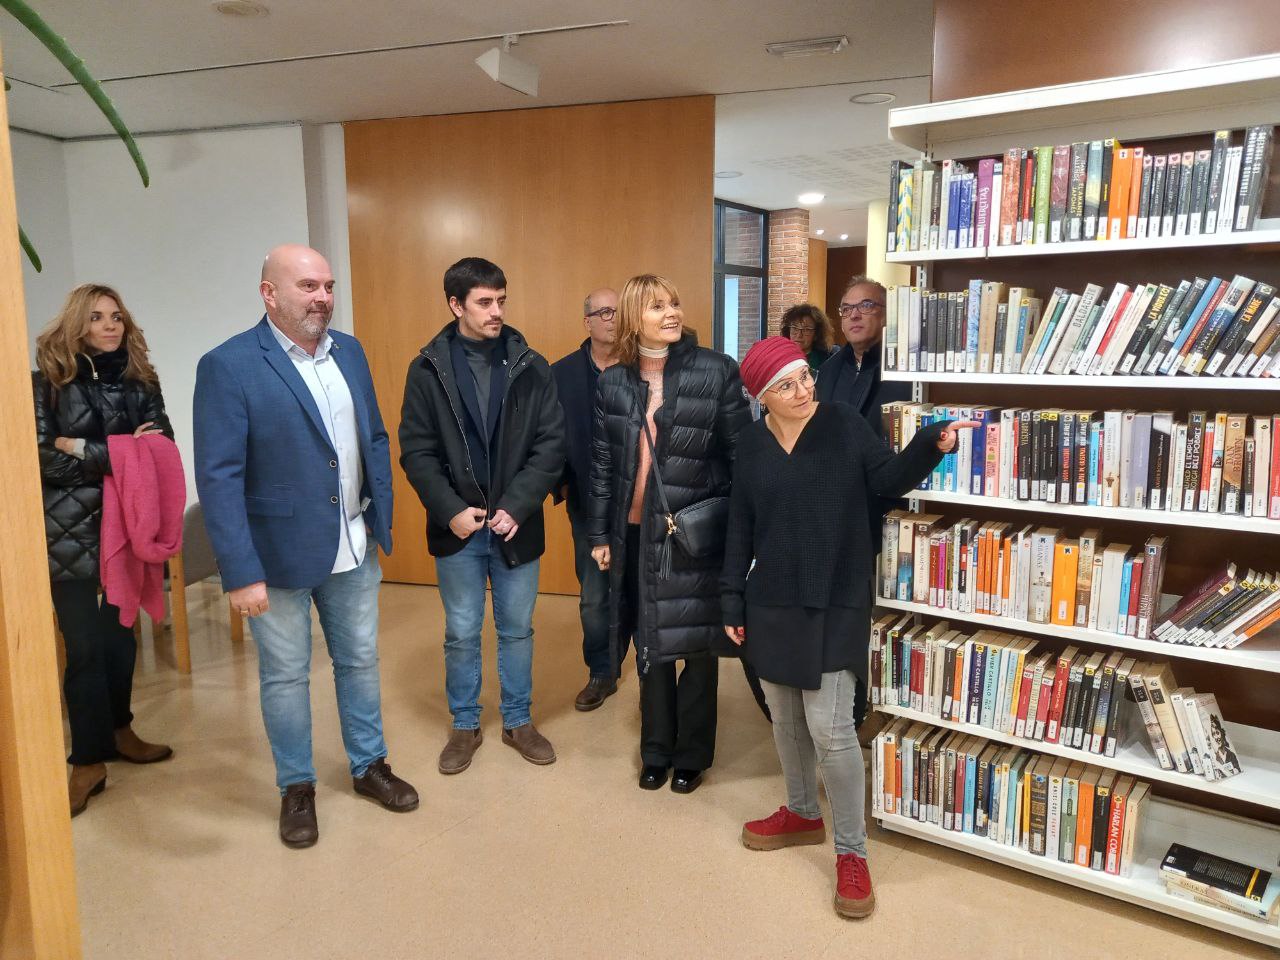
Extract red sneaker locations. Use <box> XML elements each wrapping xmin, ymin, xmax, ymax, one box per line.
<box><xmin>834</xmin><ymin>852</ymin><xmax>875</xmax><ymax>919</ymax></box>
<box><xmin>741</xmin><ymin>805</ymin><xmax>826</xmax><ymax>851</ymax></box>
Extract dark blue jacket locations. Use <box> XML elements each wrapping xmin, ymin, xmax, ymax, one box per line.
<box><xmin>816</xmin><ymin>342</ymin><xmax>912</xmax><ymax>438</ymax></box>
<box><xmin>550</xmin><ymin>338</ymin><xmax>600</xmax><ymax>517</ymax></box>
<box><xmin>193</xmin><ymin>318</ymin><xmax>393</xmax><ymax>591</ymax></box>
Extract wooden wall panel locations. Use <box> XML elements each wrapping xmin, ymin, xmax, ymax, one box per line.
<box><xmin>345</xmin><ymin>96</ymin><xmax>715</xmax><ymax>593</ymax></box>
<box><xmin>807</xmin><ymin>239</ymin><xmax>828</xmax><ymax>314</ymax></box>
<box><xmin>933</xmin><ymin>0</ymin><xmax>1280</xmax><ymax>102</ymax></box>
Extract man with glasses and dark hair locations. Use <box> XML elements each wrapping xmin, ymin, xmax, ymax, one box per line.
<box><xmin>552</xmin><ymin>288</ymin><xmax>620</xmax><ymax>711</ymax></box>
<box><xmin>815</xmin><ymin>275</ymin><xmax>911</xmax><ymax>435</ymax></box>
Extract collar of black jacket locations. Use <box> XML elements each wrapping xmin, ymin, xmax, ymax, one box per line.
<box><xmin>75</xmin><ymin>346</ymin><xmax>129</xmax><ymax>383</ymax></box>
<box><xmin>422</xmin><ymin>319</ymin><xmax>529</xmax><ymax>362</ymax></box>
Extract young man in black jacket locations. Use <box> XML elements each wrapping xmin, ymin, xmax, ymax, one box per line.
<box><xmin>399</xmin><ymin>258</ymin><xmax>566</xmax><ymax>775</ymax></box>
<box><xmin>551</xmin><ymin>287</ymin><xmax>619</xmax><ymax>712</ymax></box>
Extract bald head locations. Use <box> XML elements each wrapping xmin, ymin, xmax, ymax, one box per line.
<box><xmin>583</xmin><ymin>286</ymin><xmax>619</xmax><ymax>354</ymax></box>
<box><xmin>260</xmin><ymin>244</ymin><xmax>334</xmax><ymax>351</ymax></box>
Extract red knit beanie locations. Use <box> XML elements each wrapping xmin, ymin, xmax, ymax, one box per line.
<box><xmin>740</xmin><ymin>336</ymin><xmax>809</xmax><ymax>399</ymax></box>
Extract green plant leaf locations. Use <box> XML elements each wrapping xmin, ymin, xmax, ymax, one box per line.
<box><xmin>18</xmin><ymin>223</ymin><xmax>41</xmax><ymax>272</ymax></box>
<box><xmin>0</xmin><ymin>0</ymin><xmax>149</xmax><ymax>187</ymax></box>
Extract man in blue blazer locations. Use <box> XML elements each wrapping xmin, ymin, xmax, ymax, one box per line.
<box><xmin>194</xmin><ymin>244</ymin><xmax>417</xmax><ymax>848</ymax></box>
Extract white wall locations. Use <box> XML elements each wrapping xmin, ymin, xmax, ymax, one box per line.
<box><xmin>61</xmin><ymin>125</ymin><xmax>311</xmax><ymax>497</ymax></box>
<box><xmin>11</xmin><ymin>130</ymin><xmax>75</xmax><ymax>355</ymax></box>
<box><xmin>301</xmin><ymin>123</ymin><xmax>354</xmax><ymax>334</ymax></box>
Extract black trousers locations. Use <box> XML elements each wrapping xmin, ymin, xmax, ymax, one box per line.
<box><xmin>50</xmin><ymin>578</ymin><xmax>136</xmax><ymax>765</ymax></box>
<box><xmin>623</xmin><ymin>524</ymin><xmax>719</xmax><ymax>770</ymax></box>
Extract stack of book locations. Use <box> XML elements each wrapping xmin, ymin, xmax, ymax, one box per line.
<box><xmin>879</xmin><ymin>514</ymin><xmax>1171</xmax><ymax>637</ymax></box>
<box><xmin>1154</xmin><ymin>563</ymin><xmax>1280</xmax><ymax>650</ymax></box>
<box><xmin>872</xmin><ymin>718</ymin><xmax>1150</xmax><ymax>877</ymax></box>
<box><xmin>887</xmin><ymin>125</ymin><xmax>1275</xmax><ymax>254</ymax></box>
<box><xmin>1128</xmin><ymin>662</ymin><xmax>1243</xmax><ymax>781</ymax></box>
<box><xmin>1161</xmin><ymin>844</ymin><xmax>1280</xmax><ymax>924</ymax></box>
<box><xmin>881</xmin><ymin>403</ymin><xmax>1280</xmax><ymax>521</ymax></box>
<box><xmin>883</xmin><ymin>274</ymin><xmax>1280</xmax><ymax>379</ymax></box>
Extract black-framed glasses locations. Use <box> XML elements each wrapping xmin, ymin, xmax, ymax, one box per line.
<box><xmin>837</xmin><ymin>300</ymin><xmax>885</xmax><ymax>318</ymax></box>
<box><xmin>767</xmin><ymin>367</ymin><xmax>814</xmax><ymax>398</ymax></box>
<box><xmin>587</xmin><ymin>307</ymin><xmax>617</xmax><ymax>321</ymax></box>
<box><xmin>788</xmin><ymin>324</ymin><xmax>816</xmax><ymax>335</ymax></box>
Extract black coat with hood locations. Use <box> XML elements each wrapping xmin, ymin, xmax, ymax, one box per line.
<box><xmin>399</xmin><ymin>321</ymin><xmax>565</xmax><ymax>567</ymax></box>
<box><xmin>33</xmin><ymin>348</ymin><xmax>174</xmax><ymax>582</ymax></box>
<box><xmin>586</xmin><ymin>332</ymin><xmax>751</xmax><ymax>672</ymax></box>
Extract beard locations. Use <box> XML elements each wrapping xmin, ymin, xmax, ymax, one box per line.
<box><xmin>284</xmin><ymin>304</ymin><xmax>331</xmax><ymax>340</ymax></box>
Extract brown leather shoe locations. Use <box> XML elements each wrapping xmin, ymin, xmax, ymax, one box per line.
<box><xmin>502</xmin><ymin>722</ymin><xmax>556</xmax><ymax>765</ymax></box>
<box><xmin>114</xmin><ymin>725</ymin><xmax>173</xmax><ymax>764</ymax></box>
<box><xmin>279</xmin><ymin>782</ymin><xmax>318</xmax><ymax>848</ymax></box>
<box><xmin>354</xmin><ymin>758</ymin><xmax>419</xmax><ymax>811</ymax></box>
<box><xmin>574</xmin><ymin>676</ymin><xmax>618</xmax><ymax>712</ymax></box>
<box><xmin>69</xmin><ymin>763</ymin><xmax>107</xmax><ymax>818</ymax></box>
<box><xmin>438</xmin><ymin>728</ymin><xmax>483</xmax><ymax>775</ymax></box>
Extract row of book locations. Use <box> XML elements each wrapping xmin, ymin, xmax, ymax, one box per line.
<box><xmin>882</xmin><ymin>403</ymin><xmax>1280</xmax><ymax>521</ymax></box>
<box><xmin>886</xmin><ymin>125</ymin><xmax>1275</xmax><ymax>254</ymax></box>
<box><xmin>1161</xmin><ymin>843</ymin><xmax>1280</xmax><ymax>925</ymax></box>
<box><xmin>871</xmin><ymin>718</ymin><xmax>1151</xmax><ymax>876</ymax></box>
<box><xmin>882</xmin><ymin>274</ymin><xmax>1280</xmax><ymax>379</ymax></box>
<box><xmin>879</xmin><ymin>514</ymin><xmax>1171</xmax><ymax>637</ymax></box>
<box><xmin>870</xmin><ymin>613</ymin><xmax>1244</xmax><ymax>783</ymax></box>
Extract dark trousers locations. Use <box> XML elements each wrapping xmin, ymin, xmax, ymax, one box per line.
<box><xmin>50</xmin><ymin>578</ymin><xmax>136</xmax><ymax>765</ymax></box>
<box><xmin>623</xmin><ymin>524</ymin><xmax>719</xmax><ymax>770</ymax></box>
<box><xmin>569</xmin><ymin>508</ymin><xmax>613</xmax><ymax>678</ymax></box>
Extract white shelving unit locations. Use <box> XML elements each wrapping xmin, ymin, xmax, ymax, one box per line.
<box><xmin>876</xmin><ymin>596</ymin><xmax>1280</xmax><ymax>674</ymax></box>
<box><xmin>905</xmin><ymin>488</ymin><xmax>1280</xmax><ymax>534</ymax></box>
<box><xmin>881</xmin><ymin>370</ymin><xmax>1280</xmax><ymax>390</ymax></box>
<box><xmin>886</xmin><ymin>226</ymin><xmax>1280</xmax><ymax>264</ymax></box>
<box><xmin>873</xmin><ymin>797</ymin><xmax>1280</xmax><ymax>948</ymax></box>
<box><xmin>876</xmin><ymin>702</ymin><xmax>1280</xmax><ymax>810</ymax></box>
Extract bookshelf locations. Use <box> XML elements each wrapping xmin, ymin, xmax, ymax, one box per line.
<box><xmin>876</xmin><ymin>703</ymin><xmax>1280</xmax><ymax>811</ymax></box>
<box><xmin>886</xmin><ymin>226</ymin><xmax>1280</xmax><ymax>264</ymax></box>
<box><xmin>904</xmin><ymin>488</ymin><xmax>1280</xmax><ymax>535</ymax></box>
<box><xmin>876</xmin><ymin>64</ymin><xmax>1280</xmax><ymax>946</ymax></box>
<box><xmin>874</xmin><ymin>796</ymin><xmax>1280</xmax><ymax>949</ymax></box>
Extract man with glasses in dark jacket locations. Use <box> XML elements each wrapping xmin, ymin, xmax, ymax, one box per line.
<box><xmin>552</xmin><ymin>287</ymin><xmax>620</xmax><ymax>711</ymax></box>
<box><xmin>399</xmin><ymin>257</ymin><xmax>566</xmax><ymax>775</ymax></box>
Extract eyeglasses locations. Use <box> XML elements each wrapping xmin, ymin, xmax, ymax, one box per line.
<box><xmin>768</xmin><ymin>367</ymin><xmax>813</xmax><ymax>398</ymax></box>
<box><xmin>837</xmin><ymin>299</ymin><xmax>884</xmax><ymax>318</ymax></box>
<box><xmin>587</xmin><ymin>307</ymin><xmax>617</xmax><ymax>321</ymax></box>
<box><xmin>788</xmin><ymin>324</ymin><xmax>815</xmax><ymax>335</ymax></box>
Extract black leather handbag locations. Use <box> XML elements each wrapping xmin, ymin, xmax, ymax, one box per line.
<box><xmin>640</xmin><ymin>416</ymin><xmax>728</xmax><ymax>579</ymax></box>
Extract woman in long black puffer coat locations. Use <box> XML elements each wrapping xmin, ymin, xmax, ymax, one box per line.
<box><xmin>33</xmin><ymin>283</ymin><xmax>175</xmax><ymax>818</ymax></box>
<box><xmin>586</xmin><ymin>274</ymin><xmax>750</xmax><ymax>795</ymax></box>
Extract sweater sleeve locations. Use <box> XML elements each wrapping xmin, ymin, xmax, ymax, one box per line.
<box><xmin>719</xmin><ymin>438</ymin><xmax>755</xmax><ymax>627</ymax></box>
<box><xmin>853</xmin><ymin>409</ymin><xmax>950</xmax><ymax>498</ymax></box>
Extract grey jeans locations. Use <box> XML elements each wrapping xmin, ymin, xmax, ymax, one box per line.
<box><xmin>761</xmin><ymin>669</ymin><xmax>868</xmax><ymax>857</ymax></box>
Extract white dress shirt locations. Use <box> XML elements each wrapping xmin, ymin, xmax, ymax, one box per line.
<box><xmin>267</xmin><ymin>318</ymin><xmax>367</xmax><ymax>574</ymax></box>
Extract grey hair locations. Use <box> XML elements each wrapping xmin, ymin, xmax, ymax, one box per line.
<box><xmin>583</xmin><ymin>294</ymin><xmax>593</xmax><ymax>317</ymax></box>
<box><xmin>843</xmin><ymin>274</ymin><xmax>886</xmax><ymax>298</ymax></box>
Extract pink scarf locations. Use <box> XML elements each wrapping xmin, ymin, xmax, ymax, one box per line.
<box><xmin>101</xmin><ymin>434</ymin><xmax>186</xmax><ymax>627</ymax></box>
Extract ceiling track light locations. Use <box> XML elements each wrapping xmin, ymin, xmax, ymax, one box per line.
<box><xmin>765</xmin><ymin>36</ymin><xmax>849</xmax><ymax>59</ymax></box>
<box><xmin>476</xmin><ymin>33</ymin><xmax>539</xmax><ymax>97</ymax></box>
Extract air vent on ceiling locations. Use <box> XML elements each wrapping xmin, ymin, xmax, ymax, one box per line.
<box><xmin>764</xmin><ymin>36</ymin><xmax>848</xmax><ymax>59</ymax></box>
<box><xmin>213</xmin><ymin>1</ymin><xmax>270</xmax><ymax>17</ymax></box>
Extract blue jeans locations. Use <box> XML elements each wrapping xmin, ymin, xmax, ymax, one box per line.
<box><xmin>434</xmin><ymin>529</ymin><xmax>539</xmax><ymax>730</ymax></box>
<box><xmin>569</xmin><ymin>509</ymin><xmax>612</xmax><ymax>678</ymax></box>
<box><xmin>248</xmin><ymin>546</ymin><xmax>387</xmax><ymax>792</ymax></box>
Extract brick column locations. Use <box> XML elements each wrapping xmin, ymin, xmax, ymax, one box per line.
<box><xmin>767</xmin><ymin>207</ymin><xmax>810</xmax><ymax>334</ymax></box>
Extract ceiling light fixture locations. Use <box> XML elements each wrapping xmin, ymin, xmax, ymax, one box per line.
<box><xmin>814</xmin><ymin>229</ymin><xmax>825</xmax><ymax>236</ymax></box>
<box><xmin>797</xmin><ymin>192</ymin><xmax>824</xmax><ymax>205</ymax></box>
<box><xmin>476</xmin><ymin>34</ymin><xmax>539</xmax><ymax>97</ymax></box>
<box><xmin>213</xmin><ymin>0</ymin><xmax>269</xmax><ymax>15</ymax></box>
<box><xmin>850</xmin><ymin>92</ymin><xmax>895</xmax><ymax>105</ymax></box>
<box><xmin>839</xmin><ymin>234</ymin><xmax>849</xmax><ymax>241</ymax></box>
<box><xmin>714</xmin><ymin>170</ymin><xmax>743</xmax><ymax>179</ymax></box>
<box><xmin>765</xmin><ymin>36</ymin><xmax>849</xmax><ymax>59</ymax></box>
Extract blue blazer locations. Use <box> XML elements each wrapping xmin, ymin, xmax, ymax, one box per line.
<box><xmin>193</xmin><ymin>317</ymin><xmax>394</xmax><ymax>591</ymax></box>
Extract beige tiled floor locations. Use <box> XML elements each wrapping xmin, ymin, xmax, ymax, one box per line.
<box><xmin>72</xmin><ymin>579</ymin><xmax>1273</xmax><ymax>960</ymax></box>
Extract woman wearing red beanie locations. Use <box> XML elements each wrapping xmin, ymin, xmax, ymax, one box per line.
<box><xmin>721</xmin><ymin>336</ymin><xmax>973</xmax><ymax>919</ymax></box>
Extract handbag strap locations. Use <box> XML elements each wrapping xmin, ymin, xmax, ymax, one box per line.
<box><xmin>639</xmin><ymin>415</ymin><xmax>674</xmax><ymax>518</ymax></box>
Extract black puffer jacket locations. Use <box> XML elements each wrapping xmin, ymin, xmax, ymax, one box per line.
<box><xmin>34</xmin><ymin>350</ymin><xmax>173</xmax><ymax>582</ymax></box>
<box><xmin>587</xmin><ymin>333</ymin><xmax>750</xmax><ymax>671</ymax></box>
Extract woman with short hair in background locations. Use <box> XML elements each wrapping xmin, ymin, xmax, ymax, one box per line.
<box><xmin>34</xmin><ymin>284</ymin><xmax>175</xmax><ymax>817</ymax></box>
<box><xmin>779</xmin><ymin>303</ymin><xmax>835</xmax><ymax>378</ymax></box>
<box><xmin>588</xmin><ymin>274</ymin><xmax>750</xmax><ymax>795</ymax></box>
<box><xmin>722</xmin><ymin>336</ymin><xmax>973</xmax><ymax>919</ymax></box>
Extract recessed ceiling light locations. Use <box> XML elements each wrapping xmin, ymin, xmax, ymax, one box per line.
<box><xmin>212</xmin><ymin>0</ymin><xmax>269</xmax><ymax>16</ymax></box>
<box><xmin>797</xmin><ymin>192</ymin><xmax>824</xmax><ymax>205</ymax></box>
<box><xmin>815</xmin><ymin>229</ymin><xmax>825</xmax><ymax>236</ymax></box>
<box><xmin>840</xmin><ymin>234</ymin><xmax>849</xmax><ymax>241</ymax></box>
<box><xmin>765</xmin><ymin>36</ymin><xmax>849</xmax><ymax>59</ymax></box>
<box><xmin>714</xmin><ymin>170</ymin><xmax>743</xmax><ymax>179</ymax></box>
<box><xmin>850</xmin><ymin>92</ymin><xmax>895</xmax><ymax>105</ymax></box>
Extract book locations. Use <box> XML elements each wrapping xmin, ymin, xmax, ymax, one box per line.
<box><xmin>1161</xmin><ymin>843</ymin><xmax>1280</xmax><ymax>922</ymax></box>
<box><xmin>1190</xmin><ymin>692</ymin><xmax>1243</xmax><ymax>781</ymax></box>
